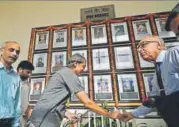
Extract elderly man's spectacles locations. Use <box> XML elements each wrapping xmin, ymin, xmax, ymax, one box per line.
<box><xmin>137</xmin><ymin>41</ymin><xmax>159</xmax><ymax>50</ymax></box>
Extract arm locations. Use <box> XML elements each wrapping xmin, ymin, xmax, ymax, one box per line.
<box><xmin>76</xmin><ymin>91</ymin><xmax>120</xmax><ymax>119</ymax></box>
<box><xmin>12</xmin><ymin>81</ymin><xmax>21</xmax><ymax>127</ymax></box>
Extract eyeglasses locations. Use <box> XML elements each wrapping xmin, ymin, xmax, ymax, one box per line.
<box><xmin>137</xmin><ymin>41</ymin><xmax>159</xmax><ymax>50</ymax></box>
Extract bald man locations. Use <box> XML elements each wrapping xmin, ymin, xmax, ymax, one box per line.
<box><xmin>0</xmin><ymin>41</ymin><xmax>21</xmax><ymax>127</ymax></box>
<box><xmin>121</xmin><ymin>36</ymin><xmax>179</xmax><ymax>127</ymax></box>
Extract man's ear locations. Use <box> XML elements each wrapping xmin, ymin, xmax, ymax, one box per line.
<box><xmin>18</xmin><ymin>68</ymin><xmax>23</xmax><ymax>73</ymax></box>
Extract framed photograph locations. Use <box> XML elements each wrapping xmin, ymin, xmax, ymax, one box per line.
<box><xmin>132</xmin><ymin>20</ymin><xmax>152</xmax><ymax>40</ymax></box>
<box><xmin>51</xmin><ymin>51</ymin><xmax>67</xmax><ymax>73</ymax></box>
<box><xmin>143</xmin><ymin>73</ymin><xmax>155</xmax><ymax>97</ymax></box>
<box><xmin>155</xmin><ymin>18</ymin><xmax>176</xmax><ymax>38</ymax></box>
<box><xmin>53</xmin><ymin>29</ymin><xmax>67</xmax><ymax>48</ymax></box>
<box><xmin>111</xmin><ymin>22</ymin><xmax>129</xmax><ymax>42</ymax></box>
<box><xmin>71</xmin><ymin>76</ymin><xmax>89</xmax><ymax>101</ymax></box>
<box><xmin>72</xmin><ymin>27</ymin><xmax>87</xmax><ymax>47</ymax></box>
<box><xmin>35</xmin><ymin>31</ymin><xmax>49</xmax><ymax>50</ymax></box>
<box><xmin>91</xmin><ymin>24</ymin><xmax>107</xmax><ymax>45</ymax></box>
<box><xmin>165</xmin><ymin>42</ymin><xmax>179</xmax><ymax>49</ymax></box>
<box><xmin>114</xmin><ymin>46</ymin><xmax>134</xmax><ymax>69</ymax></box>
<box><xmin>117</xmin><ymin>74</ymin><xmax>140</xmax><ymax>100</ymax></box>
<box><xmin>26</xmin><ymin>105</ymin><xmax>34</xmax><ymax>117</ymax></box>
<box><xmin>93</xmin><ymin>75</ymin><xmax>113</xmax><ymax>100</ymax></box>
<box><xmin>33</xmin><ymin>53</ymin><xmax>47</xmax><ymax>74</ymax></box>
<box><xmin>138</xmin><ymin>53</ymin><xmax>154</xmax><ymax>68</ymax></box>
<box><xmin>92</xmin><ymin>48</ymin><xmax>110</xmax><ymax>71</ymax></box>
<box><xmin>29</xmin><ymin>78</ymin><xmax>45</xmax><ymax>101</ymax></box>
<box><xmin>72</xmin><ymin>49</ymin><xmax>88</xmax><ymax>71</ymax></box>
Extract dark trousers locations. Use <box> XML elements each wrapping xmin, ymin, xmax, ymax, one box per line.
<box><xmin>0</xmin><ymin>121</ymin><xmax>12</xmax><ymax>127</ymax></box>
<box><xmin>155</xmin><ymin>91</ymin><xmax>179</xmax><ymax>127</ymax></box>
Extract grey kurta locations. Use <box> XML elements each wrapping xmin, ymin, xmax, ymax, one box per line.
<box><xmin>29</xmin><ymin>67</ymin><xmax>84</xmax><ymax>127</ymax></box>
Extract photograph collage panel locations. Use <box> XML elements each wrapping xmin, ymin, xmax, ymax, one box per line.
<box><xmin>91</xmin><ymin>24</ymin><xmax>107</xmax><ymax>45</ymax></box>
<box><xmin>72</xmin><ymin>27</ymin><xmax>87</xmax><ymax>47</ymax></box>
<box><xmin>92</xmin><ymin>48</ymin><xmax>110</xmax><ymax>71</ymax></box>
<box><xmin>111</xmin><ymin>22</ymin><xmax>129</xmax><ymax>43</ymax></box>
<box><xmin>29</xmin><ymin>78</ymin><xmax>45</xmax><ymax>101</ymax></box>
<box><xmin>35</xmin><ymin>31</ymin><xmax>49</xmax><ymax>50</ymax></box>
<box><xmin>51</xmin><ymin>51</ymin><xmax>67</xmax><ymax>73</ymax></box>
<box><xmin>33</xmin><ymin>53</ymin><xmax>47</xmax><ymax>74</ymax></box>
<box><xmin>114</xmin><ymin>46</ymin><xmax>134</xmax><ymax>70</ymax></box>
<box><xmin>93</xmin><ymin>75</ymin><xmax>113</xmax><ymax>100</ymax></box>
<box><xmin>53</xmin><ymin>29</ymin><xmax>67</xmax><ymax>48</ymax></box>
<box><xmin>143</xmin><ymin>73</ymin><xmax>155</xmax><ymax>97</ymax></box>
<box><xmin>132</xmin><ymin>20</ymin><xmax>152</xmax><ymax>40</ymax></box>
<box><xmin>117</xmin><ymin>74</ymin><xmax>140</xmax><ymax>100</ymax></box>
<box><xmin>71</xmin><ymin>76</ymin><xmax>89</xmax><ymax>101</ymax></box>
<box><xmin>155</xmin><ymin>18</ymin><xmax>176</xmax><ymax>38</ymax></box>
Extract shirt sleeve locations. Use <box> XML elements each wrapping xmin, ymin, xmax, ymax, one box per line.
<box><xmin>12</xmin><ymin>79</ymin><xmax>21</xmax><ymax>127</ymax></box>
<box><xmin>61</xmin><ymin>68</ymin><xmax>84</xmax><ymax>94</ymax></box>
<box><xmin>131</xmin><ymin>105</ymin><xmax>152</xmax><ymax>117</ymax></box>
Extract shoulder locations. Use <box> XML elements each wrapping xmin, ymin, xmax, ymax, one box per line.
<box><xmin>165</xmin><ymin>46</ymin><xmax>179</xmax><ymax>63</ymax></box>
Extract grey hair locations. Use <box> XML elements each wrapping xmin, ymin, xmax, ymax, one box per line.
<box><xmin>67</xmin><ymin>53</ymin><xmax>86</xmax><ymax>68</ymax></box>
<box><xmin>1</xmin><ymin>41</ymin><xmax>18</xmax><ymax>49</ymax></box>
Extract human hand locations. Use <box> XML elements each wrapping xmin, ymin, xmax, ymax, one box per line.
<box><xmin>64</xmin><ymin>111</ymin><xmax>79</xmax><ymax>123</ymax></box>
<box><xmin>108</xmin><ymin>110</ymin><xmax>121</xmax><ymax>119</ymax></box>
<box><xmin>120</xmin><ymin>112</ymin><xmax>134</xmax><ymax>122</ymax></box>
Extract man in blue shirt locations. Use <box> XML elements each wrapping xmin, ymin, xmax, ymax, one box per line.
<box><xmin>0</xmin><ymin>41</ymin><xmax>21</xmax><ymax>127</ymax></box>
<box><xmin>121</xmin><ymin>36</ymin><xmax>179</xmax><ymax>127</ymax></box>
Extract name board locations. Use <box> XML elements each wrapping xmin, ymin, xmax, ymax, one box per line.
<box><xmin>80</xmin><ymin>5</ymin><xmax>115</xmax><ymax>22</ymax></box>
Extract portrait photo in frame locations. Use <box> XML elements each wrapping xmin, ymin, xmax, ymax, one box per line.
<box><xmin>72</xmin><ymin>49</ymin><xmax>88</xmax><ymax>71</ymax></box>
<box><xmin>143</xmin><ymin>73</ymin><xmax>155</xmax><ymax>97</ymax></box>
<box><xmin>72</xmin><ymin>27</ymin><xmax>87</xmax><ymax>47</ymax></box>
<box><xmin>138</xmin><ymin>53</ymin><xmax>154</xmax><ymax>68</ymax></box>
<box><xmin>35</xmin><ymin>31</ymin><xmax>49</xmax><ymax>50</ymax></box>
<box><xmin>53</xmin><ymin>29</ymin><xmax>67</xmax><ymax>48</ymax></box>
<box><xmin>51</xmin><ymin>51</ymin><xmax>67</xmax><ymax>73</ymax></box>
<box><xmin>93</xmin><ymin>75</ymin><xmax>113</xmax><ymax>100</ymax></box>
<box><xmin>29</xmin><ymin>78</ymin><xmax>45</xmax><ymax>101</ymax></box>
<box><xmin>33</xmin><ymin>53</ymin><xmax>47</xmax><ymax>74</ymax></box>
<box><xmin>91</xmin><ymin>24</ymin><xmax>107</xmax><ymax>45</ymax></box>
<box><xmin>111</xmin><ymin>22</ymin><xmax>129</xmax><ymax>43</ymax></box>
<box><xmin>71</xmin><ymin>76</ymin><xmax>89</xmax><ymax>101</ymax></box>
<box><xmin>155</xmin><ymin>18</ymin><xmax>176</xmax><ymax>38</ymax></box>
<box><xmin>117</xmin><ymin>74</ymin><xmax>140</xmax><ymax>101</ymax></box>
<box><xmin>114</xmin><ymin>46</ymin><xmax>134</xmax><ymax>70</ymax></box>
<box><xmin>92</xmin><ymin>48</ymin><xmax>110</xmax><ymax>71</ymax></box>
<box><xmin>132</xmin><ymin>20</ymin><xmax>152</xmax><ymax>40</ymax></box>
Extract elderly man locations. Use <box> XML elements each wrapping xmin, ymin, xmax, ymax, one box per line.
<box><xmin>121</xmin><ymin>36</ymin><xmax>179</xmax><ymax>127</ymax></box>
<box><xmin>28</xmin><ymin>53</ymin><xmax>121</xmax><ymax>127</ymax></box>
<box><xmin>17</xmin><ymin>60</ymin><xmax>34</xmax><ymax>127</ymax></box>
<box><xmin>0</xmin><ymin>41</ymin><xmax>21</xmax><ymax>127</ymax></box>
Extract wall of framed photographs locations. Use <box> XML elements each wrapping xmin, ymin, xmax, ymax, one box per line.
<box><xmin>27</xmin><ymin>11</ymin><xmax>178</xmax><ymax>109</ymax></box>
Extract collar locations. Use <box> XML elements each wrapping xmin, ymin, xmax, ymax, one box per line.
<box><xmin>0</xmin><ymin>62</ymin><xmax>15</xmax><ymax>73</ymax></box>
<box><xmin>155</xmin><ymin>50</ymin><xmax>167</xmax><ymax>63</ymax></box>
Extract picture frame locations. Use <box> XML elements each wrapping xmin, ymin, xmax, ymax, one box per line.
<box><xmin>51</xmin><ymin>51</ymin><xmax>67</xmax><ymax>73</ymax></box>
<box><xmin>33</xmin><ymin>53</ymin><xmax>47</xmax><ymax>74</ymax></box>
<box><xmin>53</xmin><ymin>29</ymin><xmax>67</xmax><ymax>48</ymax></box>
<box><xmin>71</xmin><ymin>76</ymin><xmax>89</xmax><ymax>101</ymax></box>
<box><xmin>114</xmin><ymin>46</ymin><xmax>134</xmax><ymax>70</ymax></box>
<box><xmin>111</xmin><ymin>22</ymin><xmax>130</xmax><ymax>43</ymax></box>
<box><xmin>29</xmin><ymin>78</ymin><xmax>45</xmax><ymax>101</ymax></box>
<box><xmin>93</xmin><ymin>75</ymin><xmax>113</xmax><ymax>100</ymax></box>
<box><xmin>72</xmin><ymin>49</ymin><xmax>88</xmax><ymax>71</ymax></box>
<box><xmin>26</xmin><ymin>105</ymin><xmax>35</xmax><ymax>117</ymax></box>
<box><xmin>165</xmin><ymin>42</ymin><xmax>179</xmax><ymax>49</ymax></box>
<box><xmin>92</xmin><ymin>48</ymin><xmax>110</xmax><ymax>71</ymax></box>
<box><xmin>138</xmin><ymin>53</ymin><xmax>154</xmax><ymax>68</ymax></box>
<box><xmin>91</xmin><ymin>24</ymin><xmax>107</xmax><ymax>45</ymax></box>
<box><xmin>117</xmin><ymin>74</ymin><xmax>140</xmax><ymax>100</ymax></box>
<box><xmin>72</xmin><ymin>27</ymin><xmax>87</xmax><ymax>47</ymax></box>
<box><xmin>35</xmin><ymin>31</ymin><xmax>49</xmax><ymax>50</ymax></box>
<box><xmin>155</xmin><ymin>18</ymin><xmax>176</xmax><ymax>38</ymax></box>
<box><xmin>132</xmin><ymin>20</ymin><xmax>152</xmax><ymax>40</ymax></box>
<box><xmin>142</xmin><ymin>73</ymin><xmax>155</xmax><ymax>97</ymax></box>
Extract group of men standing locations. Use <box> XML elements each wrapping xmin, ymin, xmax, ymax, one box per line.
<box><xmin>1</xmin><ymin>8</ymin><xmax>179</xmax><ymax>127</ymax></box>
